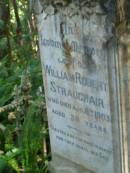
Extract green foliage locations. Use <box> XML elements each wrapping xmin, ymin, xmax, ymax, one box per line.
<box><xmin>22</xmin><ymin>104</ymin><xmax>42</xmax><ymax>172</ymax></box>
<box><xmin>0</xmin><ymin>20</ymin><xmax>5</xmax><ymax>30</ymax></box>
<box><xmin>0</xmin><ymin>59</ymin><xmax>21</xmax><ymax>106</ymax></box>
<box><xmin>0</xmin><ymin>0</ymin><xmax>50</xmax><ymax>172</ymax></box>
<box><xmin>0</xmin><ymin>38</ymin><xmax>7</xmax><ymax>52</ymax></box>
<box><xmin>0</xmin><ymin>148</ymin><xmax>21</xmax><ymax>173</ymax></box>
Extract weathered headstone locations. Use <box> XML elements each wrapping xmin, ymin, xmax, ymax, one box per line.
<box><xmin>33</xmin><ymin>0</ymin><xmax>130</xmax><ymax>173</ymax></box>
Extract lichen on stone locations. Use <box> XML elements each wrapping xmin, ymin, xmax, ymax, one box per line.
<box><xmin>32</xmin><ymin>0</ymin><xmax>115</xmax><ymax>16</ymax></box>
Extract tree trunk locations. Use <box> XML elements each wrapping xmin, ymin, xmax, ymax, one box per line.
<box><xmin>12</xmin><ymin>0</ymin><xmax>22</xmax><ymax>45</ymax></box>
<box><xmin>0</xmin><ymin>0</ymin><xmax>12</xmax><ymax>60</ymax></box>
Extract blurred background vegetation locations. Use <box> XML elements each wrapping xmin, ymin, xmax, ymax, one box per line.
<box><xmin>0</xmin><ymin>0</ymin><xmax>50</xmax><ymax>172</ymax></box>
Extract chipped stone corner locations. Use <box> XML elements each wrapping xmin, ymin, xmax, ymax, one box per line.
<box><xmin>32</xmin><ymin>0</ymin><xmax>115</xmax><ymax>41</ymax></box>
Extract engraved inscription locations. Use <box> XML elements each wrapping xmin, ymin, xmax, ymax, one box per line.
<box><xmin>38</xmin><ymin>12</ymin><xmax>115</xmax><ymax>173</ymax></box>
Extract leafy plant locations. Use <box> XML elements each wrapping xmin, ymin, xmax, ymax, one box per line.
<box><xmin>0</xmin><ymin>148</ymin><xmax>21</xmax><ymax>173</ymax></box>
<box><xmin>22</xmin><ymin>103</ymin><xmax>42</xmax><ymax>172</ymax></box>
<box><xmin>0</xmin><ymin>0</ymin><xmax>50</xmax><ymax>172</ymax></box>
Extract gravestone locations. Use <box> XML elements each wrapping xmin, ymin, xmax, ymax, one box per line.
<box><xmin>33</xmin><ymin>0</ymin><xmax>130</xmax><ymax>173</ymax></box>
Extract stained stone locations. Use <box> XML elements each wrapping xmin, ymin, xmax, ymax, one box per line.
<box><xmin>34</xmin><ymin>0</ymin><xmax>130</xmax><ymax>173</ymax></box>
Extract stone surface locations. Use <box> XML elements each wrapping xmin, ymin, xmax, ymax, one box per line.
<box><xmin>35</xmin><ymin>0</ymin><xmax>130</xmax><ymax>173</ymax></box>
<box><xmin>48</xmin><ymin>155</ymin><xmax>95</xmax><ymax>173</ymax></box>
